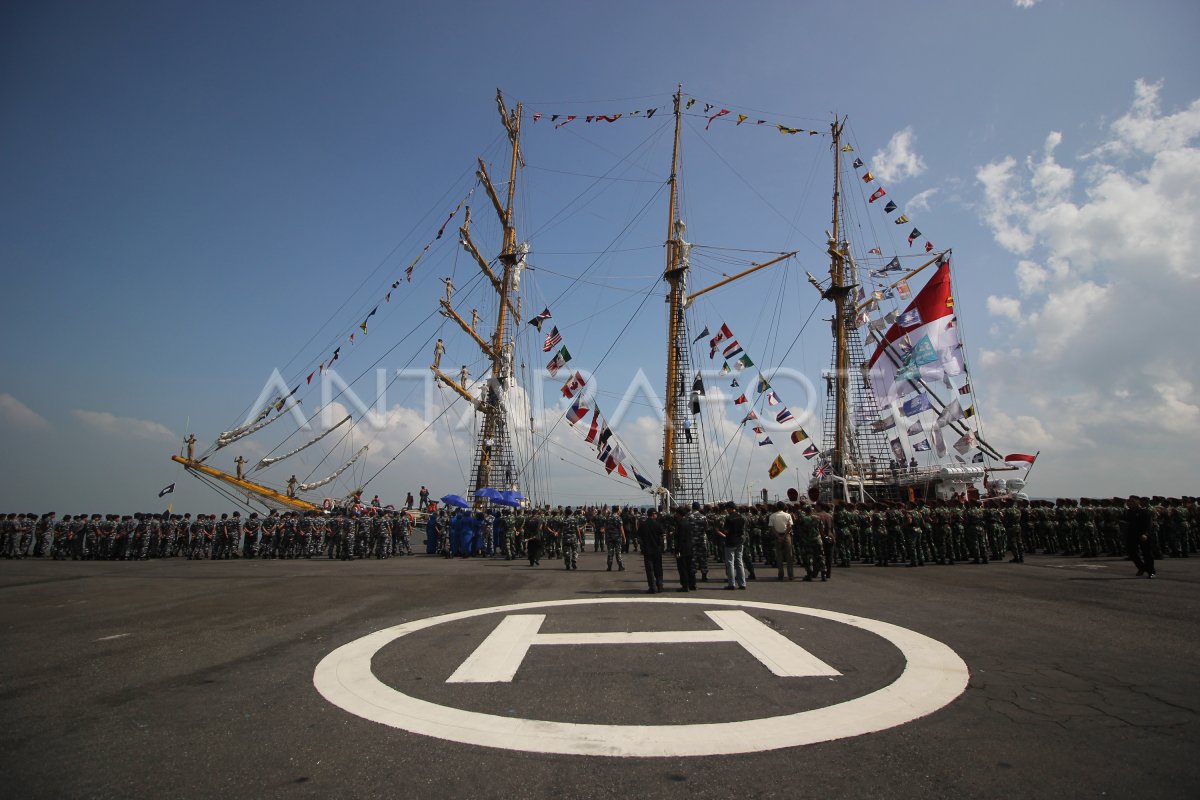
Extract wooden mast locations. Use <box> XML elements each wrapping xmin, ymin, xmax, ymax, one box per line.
<box><xmin>473</xmin><ymin>90</ymin><xmax>522</xmax><ymax>496</ymax></box>
<box><xmin>829</xmin><ymin>118</ymin><xmax>849</xmax><ymax>479</ymax></box>
<box><xmin>660</xmin><ymin>85</ymin><xmax>685</xmax><ymax>504</ymax></box>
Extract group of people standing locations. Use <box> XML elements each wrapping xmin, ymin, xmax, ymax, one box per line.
<box><xmin>4</xmin><ymin>494</ymin><xmax>1188</xmax><ymax>585</ymax></box>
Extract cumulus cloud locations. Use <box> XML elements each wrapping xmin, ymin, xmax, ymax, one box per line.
<box><xmin>1014</xmin><ymin>0</ymin><xmax>1040</xmax><ymax>8</ymax></box>
<box><xmin>0</xmin><ymin>393</ymin><xmax>50</xmax><ymax>431</ymax></box>
<box><xmin>871</xmin><ymin>127</ymin><xmax>927</xmax><ymax>183</ymax></box>
<box><xmin>974</xmin><ymin>80</ymin><xmax>1200</xmax><ymax>495</ymax></box>
<box><xmin>72</xmin><ymin>409</ymin><xmax>175</xmax><ymax>440</ymax></box>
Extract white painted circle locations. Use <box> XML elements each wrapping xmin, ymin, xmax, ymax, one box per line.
<box><xmin>313</xmin><ymin>597</ymin><xmax>969</xmax><ymax>757</ymax></box>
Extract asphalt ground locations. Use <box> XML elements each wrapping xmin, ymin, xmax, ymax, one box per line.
<box><xmin>1</xmin><ymin>548</ymin><xmax>1197</xmax><ymax>799</ymax></box>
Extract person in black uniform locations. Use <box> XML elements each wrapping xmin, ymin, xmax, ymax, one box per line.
<box><xmin>1124</xmin><ymin>495</ymin><xmax>1156</xmax><ymax>578</ymax></box>
<box><xmin>673</xmin><ymin>507</ymin><xmax>696</xmax><ymax>592</ymax></box>
<box><xmin>638</xmin><ymin>510</ymin><xmax>666</xmax><ymax>593</ymax></box>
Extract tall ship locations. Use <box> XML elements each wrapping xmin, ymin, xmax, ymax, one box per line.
<box><xmin>169</xmin><ymin>88</ymin><xmax>1027</xmax><ymax>512</ymax></box>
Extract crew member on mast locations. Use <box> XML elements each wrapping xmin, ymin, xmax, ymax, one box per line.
<box><xmin>459</xmin><ymin>365</ymin><xmax>469</xmax><ymax>388</ymax></box>
<box><xmin>287</xmin><ymin>475</ymin><xmax>298</xmax><ymax>498</ymax></box>
<box><xmin>184</xmin><ymin>434</ymin><xmax>196</xmax><ymax>461</ymax></box>
<box><xmin>432</xmin><ymin>338</ymin><xmax>445</xmax><ymax>370</ymax></box>
<box><xmin>234</xmin><ymin>455</ymin><xmax>246</xmax><ymax>480</ymax></box>
<box><xmin>442</xmin><ymin>277</ymin><xmax>454</xmax><ymax>304</ymax></box>
<box><xmin>471</xmin><ymin>308</ymin><xmax>479</xmax><ymax>332</ymax></box>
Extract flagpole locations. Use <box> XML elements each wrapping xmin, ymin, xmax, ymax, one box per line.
<box><xmin>1021</xmin><ymin>450</ymin><xmax>1041</xmax><ymax>488</ymax></box>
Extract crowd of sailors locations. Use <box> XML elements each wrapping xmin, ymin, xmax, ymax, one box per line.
<box><xmin>1</xmin><ymin>495</ymin><xmax>1189</xmax><ymax>583</ymax></box>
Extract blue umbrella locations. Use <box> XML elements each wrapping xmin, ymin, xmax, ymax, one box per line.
<box><xmin>473</xmin><ymin>487</ymin><xmax>504</xmax><ymax>501</ymax></box>
<box><xmin>440</xmin><ymin>494</ymin><xmax>470</xmax><ymax>509</ymax></box>
<box><xmin>497</xmin><ymin>490</ymin><xmax>524</xmax><ymax>507</ymax></box>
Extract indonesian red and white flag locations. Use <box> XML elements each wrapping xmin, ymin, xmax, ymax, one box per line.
<box><xmin>865</xmin><ymin>257</ymin><xmax>964</xmax><ymax>407</ymax></box>
<box><xmin>1005</xmin><ymin>453</ymin><xmax>1037</xmax><ymax>464</ymax></box>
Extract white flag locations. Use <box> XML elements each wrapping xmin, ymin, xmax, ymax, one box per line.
<box><xmin>936</xmin><ymin>398</ymin><xmax>963</xmax><ymax>428</ymax></box>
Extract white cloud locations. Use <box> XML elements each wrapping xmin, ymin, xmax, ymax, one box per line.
<box><xmin>906</xmin><ymin>188</ymin><xmax>938</xmax><ymax>214</ymax></box>
<box><xmin>985</xmin><ymin>295</ymin><xmax>1022</xmax><ymax>322</ymax></box>
<box><xmin>72</xmin><ymin>409</ymin><xmax>175</xmax><ymax>440</ymax></box>
<box><xmin>1014</xmin><ymin>0</ymin><xmax>1040</xmax><ymax>8</ymax></box>
<box><xmin>871</xmin><ymin>127</ymin><xmax>926</xmax><ymax>183</ymax></box>
<box><xmin>0</xmin><ymin>393</ymin><xmax>50</xmax><ymax>431</ymax></box>
<box><xmin>973</xmin><ymin>80</ymin><xmax>1200</xmax><ymax>496</ymax></box>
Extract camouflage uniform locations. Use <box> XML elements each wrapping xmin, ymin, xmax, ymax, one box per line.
<box><xmin>561</xmin><ymin>511</ymin><xmax>584</xmax><ymax>570</ymax></box>
<box><xmin>687</xmin><ymin>509</ymin><xmax>709</xmax><ymax>580</ymax></box>
<box><xmin>605</xmin><ymin>511</ymin><xmax>625</xmax><ymax>570</ymax></box>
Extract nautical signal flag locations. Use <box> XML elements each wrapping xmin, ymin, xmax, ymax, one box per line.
<box><xmin>768</xmin><ymin>455</ymin><xmax>787</xmax><ymax>479</ymax></box>
<box><xmin>566</xmin><ymin>397</ymin><xmax>589</xmax><ymax>425</ymax></box>
<box><xmin>908</xmin><ymin>228</ymin><xmax>922</xmax><ymax>246</ymax></box>
<box><xmin>897</xmin><ymin>279</ymin><xmax>912</xmax><ymax>300</ymax></box>
<box><xmin>925</xmin><ymin>241</ymin><xmax>934</xmax><ymax>253</ymax></box>
<box><xmin>723</xmin><ymin>340</ymin><xmax>743</xmax><ymax>359</ymax></box>
<box><xmin>767</xmin><ymin>391</ymin><xmax>780</xmax><ymax>407</ymax></box>
<box><xmin>912</xmin><ymin>439</ymin><xmax>931</xmax><ymax>452</ymax></box>
<box><xmin>973</xmin><ymin>452</ymin><xmax>986</xmax><ymax>463</ymax></box>
<box><xmin>790</xmin><ymin>429</ymin><xmax>808</xmax><ymax>444</ymax></box>
<box><xmin>753</xmin><ymin>425</ymin><xmax>765</xmax><ymax>434</ymax></box>
<box><xmin>561</xmin><ymin>371</ymin><xmax>586</xmax><ymax>398</ymax></box>
<box><xmin>584</xmin><ymin>408</ymin><xmax>600</xmax><ymax>443</ymax></box>
<box><xmin>758</xmin><ymin>437</ymin><xmax>773</xmax><ymax>446</ymax></box>
<box><xmin>693</xmin><ymin>325</ymin><xmax>710</xmax><ymax>343</ymax></box>
<box><xmin>546</xmin><ymin>346</ymin><xmax>571</xmax><ymax>377</ymax></box>
<box><xmin>529</xmin><ymin>307</ymin><xmax>552</xmax><ymax>330</ymax></box>
<box><xmin>158</xmin><ymin>483</ymin><xmax>175</xmax><ymax>498</ymax></box>
<box><xmin>895</xmin><ymin>215</ymin><xmax>910</xmax><ymax>225</ymax></box>
<box><xmin>802</xmin><ymin>444</ymin><xmax>818</xmax><ymax>459</ymax></box>
<box><xmin>883</xmin><ymin>200</ymin><xmax>898</xmax><ymax>214</ymax></box>
<box><xmin>543</xmin><ymin>326</ymin><xmax>562</xmax><ymax>352</ymax></box>
<box><xmin>734</xmin><ymin>393</ymin><xmax>748</xmax><ymax>405</ymax></box>
<box><xmin>776</xmin><ymin>407</ymin><xmax>795</xmax><ymax>423</ymax></box>
<box><xmin>862</xmin><ymin>171</ymin><xmax>875</xmax><ymax>183</ymax></box>
<box><xmin>869</xmin><ymin>187</ymin><xmax>886</xmax><ymax>203</ymax></box>
<box><xmin>735</xmin><ymin>354</ymin><xmax>753</xmax><ymax>371</ymax></box>
<box><xmin>963</xmin><ymin>405</ymin><xmax>976</xmax><ymax>419</ymax></box>
<box><xmin>958</xmin><ymin>382</ymin><xmax>972</xmax><ymax>395</ymax></box>
<box><xmin>852</xmin><ymin>157</ymin><xmax>864</xmax><ymax>168</ymax></box>
<box><xmin>633</xmin><ymin>467</ymin><xmax>652</xmax><ymax>490</ymax></box>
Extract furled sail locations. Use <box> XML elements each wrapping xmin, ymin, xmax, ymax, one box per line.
<box><xmin>253</xmin><ymin>415</ymin><xmax>351</xmax><ymax>471</ymax></box>
<box><xmin>296</xmin><ymin>445</ymin><xmax>368</xmax><ymax>492</ymax></box>
<box><xmin>215</xmin><ymin>402</ymin><xmax>292</xmax><ymax>449</ymax></box>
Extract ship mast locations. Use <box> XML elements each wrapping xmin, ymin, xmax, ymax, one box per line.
<box><xmin>438</xmin><ymin>90</ymin><xmax>525</xmax><ymax>503</ymax></box>
<box><xmin>660</xmin><ymin>85</ymin><xmax>691</xmax><ymax>508</ymax></box>
<box><xmin>829</xmin><ymin>118</ymin><xmax>850</xmax><ymax>479</ymax></box>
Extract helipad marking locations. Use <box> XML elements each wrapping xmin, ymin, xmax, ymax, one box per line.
<box><xmin>313</xmin><ymin>597</ymin><xmax>970</xmax><ymax>758</ymax></box>
<box><xmin>447</xmin><ymin>610</ymin><xmax>840</xmax><ymax>682</ymax></box>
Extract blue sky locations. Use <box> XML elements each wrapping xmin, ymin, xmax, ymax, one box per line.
<box><xmin>2</xmin><ymin>0</ymin><xmax>1198</xmax><ymax>512</ymax></box>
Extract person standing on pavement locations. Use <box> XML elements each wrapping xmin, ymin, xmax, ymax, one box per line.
<box><xmin>1125</xmin><ymin>495</ymin><xmax>1156</xmax><ymax>578</ymax></box>
<box><xmin>721</xmin><ymin>502</ymin><xmax>748</xmax><ymax>590</ymax></box>
<box><xmin>638</xmin><ymin>510</ymin><xmax>666</xmax><ymax>593</ymax></box>
<box><xmin>605</xmin><ymin>503</ymin><xmax>626</xmax><ymax>571</ymax></box>
<box><xmin>673</xmin><ymin>507</ymin><xmax>697</xmax><ymax>592</ymax></box>
<box><xmin>769</xmin><ymin>502</ymin><xmax>795</xmax><ymax>581</ymax></box>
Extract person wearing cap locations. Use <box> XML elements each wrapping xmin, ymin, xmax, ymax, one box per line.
<box><xmin>673</xmin><ymin>507</ymin><xmax>697</xmax><ymax>591</ymax></box>
<box><xmin>560</xmin><ymin>507</ymin><xmax>583</xmax><ymax>570</ymax></box>
<box><xmin>639</xmin><ymin>509</ymin><xmax>666</xmax><ymax>593</ymax></box>
<box><xmin>604</xmin><ymin>503</ymin><xmax>626</xmax><ymax>571</ymax></box>
<box><xmin>687</xmin><ymin>502</ymin><xmax>709</xmax><ymax>582</ymax></box>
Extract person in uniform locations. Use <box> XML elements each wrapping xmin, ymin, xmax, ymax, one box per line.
<box><xmin>639</xmin><ymin>509</ymin><xmax>666</xmax><ymax>593</ymax></box>
<box><xmin>560</xmin><ymin>507</ymin><xmax>583</xmax><ymax>570</ymax></box>
<box><xmin>234</xmin><ymin>455</ymin><xmax>246</xmax><ymax>480</ymax></box>
<box><xmin>184</xmin><ymin>434</ymin><xmax>197</xmax><ymax>460</ymax></box>
<box><xmin>673</xmin><ymin>507</ymin><xmax>697</xmax><ymax>591</ymax></box>
<box><xmin>686</xmin><ymin>502</ymin><xmax>708</xmax><ymax>582</ymax></box>
<box><xmin>605</xmin><ymin>504</ymin><xmax>626</xmax><ymax>571</ymax></box>
<box><xmin>523</xmin><ymin>511</ymin><xmax>544</xmax><ymax>566</ymax></box>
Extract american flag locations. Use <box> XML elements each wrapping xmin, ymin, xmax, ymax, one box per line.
<box><xmin>543</xmin><ymin>326</ymin><xmax>562</xmax><ymax>352</ymax></box>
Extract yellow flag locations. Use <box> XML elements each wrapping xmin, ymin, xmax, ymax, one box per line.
<box><xmin>862</xmin><ymin>171</ymin><xmax>874</xmax><ymax>183</ymax></box>
<box><xmin>841</xmin><ymin>143</ymin><xmax>855</xmax><ymax>152</ymax></box>
<box><xmin>736</xmin><ymin>114</ymin><xmax>747</xmax><ymax>125</ymax></box>
<box><xmin>768</xmin><ymin>455</ymin><xmax>787</xmax><ymax>479</ymax></box>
